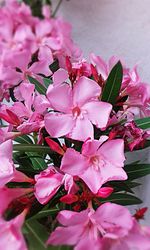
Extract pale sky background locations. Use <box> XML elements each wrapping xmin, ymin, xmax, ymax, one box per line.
<box><xmin>56</xmin><ymin>0</ymin><xmax>150</xmax><ymax>223</ymax></box>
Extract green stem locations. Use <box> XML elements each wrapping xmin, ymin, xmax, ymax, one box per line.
<box><xmin>52</xmin><ymin>0</ymin><xmax>63</xmax><ymax>17</ymax></box>
<box><xmin>13</xmin><ymin>144</ymin><xmax>52</xmax><ymax>154</ymax></box>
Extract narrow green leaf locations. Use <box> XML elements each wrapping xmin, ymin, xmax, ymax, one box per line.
<box><xmin>24</xmin><ymin>220</ymin><xmax>49</xmax><ymax>250</ymax></box>
<box><xmin>29</xmin><ymin>208</ymin><xmax>59</xmax><ymax>220</ymax></box>
<box><xmin>28</xmin><ymin>76</ymin><xmax>46</xmax><ymax>95</ymax></box>
<box><xmin>14</xmin><ymin>135</ymin><xmax>33</xmax><ymax>144</ymax></box>
<box><xmin>13</xmin><ymin>144</ymin><xmax>51</xmax><ymax>154</ymax></box>
<box><xmin>24</xmin><ymin>220</ymin><xmax>71</xmax><ymax>250</ymax></box>
<box><xmin>101</xmin><ymin>61</ymin><xmax>123</xmax><ymax>104</ymax></box>
<box><xmin>43</xmin><ymin>78</ymin><xmax>53</xmax><ymax>88</ymax></box>
<box><xmin>26</xmin><ymin>152</ymin><xmax>47</xmax><ymax>170</ymax></box>
<box><xmin>49</xmin><ymin>59</ymin><xmax>59</xmax><ymax>73</ymax></box>
<box><xmin>100</xmin><ymin>193</ymin><xmax>142</xmax><ymax>205</ymax></box>
<box><xmin>135</xmin><ymin>117</ymin><xmax>150</xmax><ymax>129</ymax></box>
<box><xmin>125</xmin><ymin>164</ymin><xmax>150</xmax><ymax>180</ymax></box>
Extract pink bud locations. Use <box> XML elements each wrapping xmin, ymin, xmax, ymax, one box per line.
<box><xmin>60</xmin><ymin>194</ymin><xmax>78</xmax><ymax>204</ymax></box>
<box><xmin>45</xmin><ymin>137</ymin><xmax>64</xmax><ymax>155</ymax></box>
<box><xmin>96</xmin><ymin>187</ymin><xmax>114</xmax><ymax>198</ymax></box>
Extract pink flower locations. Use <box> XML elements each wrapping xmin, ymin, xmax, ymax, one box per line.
<box><xmin>103</xmin><ymin>219</ymin><xmax>150</xmax><ymax>250</ymax></box>
<box><xmin>0</xmin><ymin>82</ymin><xmax>49</xmax><ymax>134</ymax></box>
<box><xmin>0</xmin><ymin>140</ymin><xmax>14</xmax><ymax>187</ymax></box>
<box><xmin>0</xmin><ymin>139</ymin><xmax>33</xmax><ymax>186</ymax></box>
<box><xmin>47</xmin><ymin>202</ymin><xmax>133</xmax><ymax>250</ymax></box>
<box><xmin>61</xmin><ymin>137</ymin><xmax>127</xmax><ymax>193</ymax></box>
<box><xmin>34</xmin><ymin>166</ymin><xmax>78</xmax><ymax>204</ymax></box>
<box><xmin>0</xmin><ymin>186</ymin><xmax>32</xmax><ymax>216</ymax></box>
<box><xmin>0</xmin><ymin>211</ymin><xmax>27</xmax><ymax>250</ymax></box>
<box><xmin>45</xmin><ymin>76</ymin><xmax>112</xmax><ymax>141</ymax></box>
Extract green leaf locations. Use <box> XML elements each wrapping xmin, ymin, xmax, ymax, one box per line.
<box><xmin>26</xmin><ymin>152</ymin><xmax>47</xmax><ymax>170</ymax></box>
<box><xmin>13</xmin><ymin>144</ymin><xmax>51</xmax><ymax>154</ymax></box>
<box><xmin>125</xmin><ymin>164</ymin><xmax>150</xmax><ymax>180</ymax></box>
<box><xmin>29</xmin><ymin>208</ymin><xmax>59</xmax><ymax>220</ymax></box>
<box><xmin>135</xmin><ymin>117</ymin><xmax>150</xmax><ymax>129</ymax></box>
<box><xmin>49</xmin><ymin>59</ymin><xmax>59</xmax><ymax>73</ymax></box>
<box><xmin>100</xmin><ymin>193</ymin><xmax>142</xmax><ymax>205</ymax></box>
<box><xmin>101</xmin><ymin>61</ymin><xmax>123</xmax><ymax>104</ymax></box>
<box><xmin>43</xmin><ymin>78</ymin><xmax>53</xmax><ymax>88</ymax></box>
<box><xmin>28</xmin><ymin>76</ymin><xmax>46</xmax><ymax>95</ymax></box>
<box><xmin>24</xmin><ymin>219</ymin><xmax>72</xmax><ymax>250</ymax></box>
<box><xmin>24</xmin><ymin>220</ymin><xmax>49</xmax><ymax>250</ymax></box>
<box><xmin>14</xmin><ymin>135</ymin><xmax>33</xmax><ymax>144</ymax></box>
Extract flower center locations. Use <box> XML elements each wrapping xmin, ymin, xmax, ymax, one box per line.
<box><xmin>90</xmin><ymin>156</ymin><xmax>100</xmax><ymax>170</ymax></box>
<box><xmin>90</xmin><ymin>155</ymin><xmax>105</xmax><ymax>171</ymax></box>
<box><xmin>72</xmin><ymin>106</ymin><xmax>81</xmax><ymax>118</ymax></box>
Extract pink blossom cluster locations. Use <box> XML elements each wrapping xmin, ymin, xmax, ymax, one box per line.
<box><xmin>0</xmin><ymin>0</ymin><xmax>81</xmax><ymax>101</ymax></box>
<box><xmin>0</xmin><ymin>1</ymin><xmax>150</xmax><ymax>250</ymax></box>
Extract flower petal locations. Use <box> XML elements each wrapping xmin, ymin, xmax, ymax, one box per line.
<box><xmin>98</xmin><ymin>139</ymin><xmax>125</xmax><ymax>167</ymax></box>
<box><xmin>68</xmin><ymin>117</ymin><xmax>94</xmax><ymax>141</ymax></box>
<box><xmin>83</xmin><ymin>101</ymin><xmax>112</xmax><ymax>128</ymax></box>
<box><xmin>44</xmin><ymin>113</ymin><xmax>74</xmax><ymax>138</ymax></box>
<box><xmin>73</xmin><ymin>76</ymin><xmax>101</xmax><ymax>106</ymax></box>
<box><xmin>46</xmin><ymin>84</ymin><xmax>73</xmax><ymax>113</ymax></box>
<box><xmin>61</xmin><ymin>148</ymin><xmax>88</xmax><ymax>175</ymax></box>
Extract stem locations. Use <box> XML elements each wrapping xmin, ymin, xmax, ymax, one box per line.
<box><xmin>13</xmin><ymin>144</ymin><xmax>52</xmax><ymax>154</ymax></box>
<box><xmin>52</xmin><ymin>0</ymin><xmax>63</xmax><ymax>17</ymax></box>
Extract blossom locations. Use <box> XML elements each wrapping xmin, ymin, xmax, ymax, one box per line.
<box><xmin>45</xmin><ymin>76</ymin><xmax>112</xmax><ymax>141</ymax></box>
<box><xmin>0</xmin><ymin>211</ymin><xmax>27</xmax><ymax>250</ymax></box>
<box><xmin>0</xmin><ymin>0</ymin><xmax>81</xmax><ymax>101</ymax></box>
<box><xmin>34</xmin><ymin>166</ymin><xmax>78</xmax><ymax>204</ymax></box>
<box><xmin>61</xmin><ymin>137</ymin><xmax>127</xmax><ymax>193</ymax></box>
<box><xmin>0</xmin><ymin>140</ymin><xmax>14</xmax><ymax>187</ymax></box>
<box><xmin>0</xmin><ymin>82</ymin><xmax>49</xmax><ymax>134</ymax></box>
<box><xmin>47</xmin><ymin>202</ymin><xmax>133</xmax><ymax>249</ymax></box>
<box><xmin>0</xmin><ymin>139</ymin><xmax>33</xmax><ymax>186</ymax></box>
<box><xmin>103</xmin><ymin>219</ymin><xmax>150</xmax><ymax>250</ymax></box>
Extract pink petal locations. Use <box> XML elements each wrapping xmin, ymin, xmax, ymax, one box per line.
<box><xmin>82</xmin><ymin>139</ymin><xmax>102</xmax><ymax>157</ymax></box>
<box><xmin>44</xmin><ymin>113</ymin><xmax>74</xmax><ymax>138</ymax></box>
<box><xmin>35</xmin><ymin>176</ymin><xmax>62</xmax><ymax>204</ymax></box>
<box><xmin>80</xmin><ymin>166</ymin><xmax>103</xmax><ymax>193</ymax></box>
<box><xmin>61</xmin><ymin>148</ymin><xmax>88</xmax><ymax>175</ymax></box>
<box><xmin>93</xmin><ymin>203</ymin><xmax>133</xmax><ymax>238</ymax></box>
<box><xmin>0</xmin><ymin>139</ymin><xmax>12</xmax><ymax>160</ymax></box>
<box><xmin>73</xmin><ymin>76</ymin><xmax>101</xmax><ymax>106</ymax></box>
<box><xmin>57</xmin><ymin>209</ymin><xmax>89</xmax><ymax>226</ymax></box>
<box><xmin>35</xmin><ymin>19</ymin><xmax>52</xmax><ymax>38</ymax></box>
<box><xmin>83</xmin><ymin>101</ymin><xmax>112</xmax><ymax>128</ymax></box>
<box><xmin>68</xmin><ymin>117</ymin><xmax>94</xmax><ymax>141</ymax></box>
<box><xmin>90</xmin><ymin>53</ymin><xmax>108</xmax><ymax>79</ymax></box>
<box><xmin>46</xmin><ymin>84</ymin><xmax>73</xmax><ymax>113</ymax></box>
<box><xmin>75</xmin><ymin>237</ymin><xmax>101</xmax><ymax>250</ymax></box>
<box><xmin>47</xmin><ymin>225</ymin><xmax>83</xmax><ymax>246</ymax></box>
<box><xmin>98</xmin><ymin>139</ymin><xmax>125</xmax><ymax>167</ymax></box>
<box><xmin>100</xmin><ymin>162</ymin><xmax>127</xmax><ymax>184</ymax></box>
<box><xmin>53</xmin><ymin>69</ymin><xmax>68</xmax><ymax>86</ymax></box>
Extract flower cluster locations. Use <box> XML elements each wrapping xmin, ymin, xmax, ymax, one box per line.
<box><xmin>0</xmin><ymin>1</ymin><xmax>150</xmax><ymax>250</ymax></box>
<box><xmin>0</xmin><ymin>0</ymin><xmax>81</xmax><ymax>101</ymax></box>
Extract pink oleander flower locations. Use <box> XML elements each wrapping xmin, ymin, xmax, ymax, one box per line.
<box><xmin>0</xmin><ymin>139</ymin><xmax>14</xmax><ymax>187</ymax></box>
<box><xmin>45</xmin><ymin>76</ymin><xmax>112</xmax><ymax>141</ymax></box>
<box><xmin>47</xmin><ymin>202</ymin><xmax>133</xmax><ymax>250</ymax></box>
<box><xmin>103</xmin><ymin>219</ymin><xmax>150</xmax><ymax>250</ymax></box>
<box><xmin>0</xmin><ymin>186</ymin><xmax>33</xmax><ymax>216</ymax></box>
<box><xmin>0</xmin><ymin>211</ymin><xmax>27</xmax><ymax>250</ymax></box>
<box><xmin>0</xmin><ymin>0</ymin><xmax>81</xmax><ymax>101</ymax></box>
<box><xmin>0</xmin><ymin>139</ymin><xmax>33</xmax><ymax>186</ymax></box>
<box><xmin>109</xmin><ymin>121</ymin><xmax>149</xmax><ymax>151</ymax></box>
<box><xmin>34</xmin><ymin>166</ymin><xmax>78</xmax><ymax>204</ymax></box>
<box><xmin>61</xmin><ymin>137</ymin><xmax>127</xmax><ymax>193</ymax></box>
<box><xmin>0</xmin><ymin>82</ymin><xmax>50</xmax><ymax>134</ymax></box>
